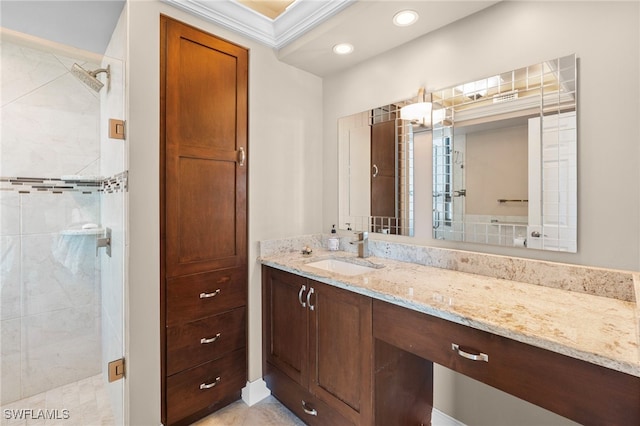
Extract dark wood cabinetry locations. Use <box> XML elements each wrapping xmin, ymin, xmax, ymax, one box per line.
<box><xmin>262</xmin><ymin>267</ymin><xmax>373</xmax><ymax>425</ymax></box>
<box><xmin>161</xmin><ymin>16</ymin><xmax>248</xmax><ymax>426</ymax></box>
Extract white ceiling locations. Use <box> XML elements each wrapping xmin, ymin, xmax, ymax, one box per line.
<box><xmin>0</xmin><ymin>0</ymin><xmax>499</xmax><ymax>77</ymax></box>
<box><xmin>166</xmin><ymin>0</ymin><xmax>500</xmax><ymax>76</ymax></box>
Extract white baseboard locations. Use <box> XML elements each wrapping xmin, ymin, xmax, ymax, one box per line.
<box><xmin>241</xmin><ymin>379</ymin><xmax>271</xmax><ymax>407</ymax></box>
<box><xmin>432</xmin><ymin>408</ymin><xmax>466</xmax><ymax>426</ymax></box>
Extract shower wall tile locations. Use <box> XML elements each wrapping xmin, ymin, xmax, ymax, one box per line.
<box><xmin>1</xmin><ymin>353</ymin><xmax>21</xmax><ymax>404</ymax></box>
<box><xmin>0</xmin><ymin>42</ymin><xmax>68</xmax><ymax>107</ymax></box>
<box><xmin>1</xmin><ymin>318</ymin><xmax>21</xmax><ymax>357</ymax></box>
<box><xmin>1</xmin><ymin>235</ymin><xmax>21</xmax><ymax>320</ymax></box>
<box><xmin>22</xmin><ymin>233</ymin><xmax>98</xmax><ymax>316</ymax></box>
<box><xmin>21</xmin><ymin>192</ymin><xmax>99</xmax><ymax>235</ymax></box>
<box><xmin>0</xmin><ymin>192</ymin><xmax>20</xmax><ymax>236</ymax></box>
<box><xmin>1</xmin><ymin>73</ymin><xmax>100</xmax><ymax>177</ymax></box>
<box><xmin>21</xmin><ymin>305</ymin><xmax>100</xmax><ymax>398</ymax></box>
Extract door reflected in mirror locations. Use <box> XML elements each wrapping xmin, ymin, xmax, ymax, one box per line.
<box><xmin>432</xmin><ymin>54</ymin><xmax>577</xmax><ymax>252</ymax></box>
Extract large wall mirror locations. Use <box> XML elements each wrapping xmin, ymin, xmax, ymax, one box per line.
<box><xmin>432</xmin><ymin>54</ymin><xmax>577</xmax><ymax>252</ymax></box>
<box><xmin>338</xmin><ymin>54</ymin><xmax>577</xmax><ymax>252</ymax></box>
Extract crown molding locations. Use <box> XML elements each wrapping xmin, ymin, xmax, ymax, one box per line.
<box><xmin>162</xmin><ymin>0</ymin><xmax>354</xmax><ymax>49</ymax></box>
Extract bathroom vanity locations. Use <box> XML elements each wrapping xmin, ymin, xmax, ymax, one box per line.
<box><xmin>260</xmin><ymin>240</ymin><xmax>640</xmax><ymax>425</ymax></box>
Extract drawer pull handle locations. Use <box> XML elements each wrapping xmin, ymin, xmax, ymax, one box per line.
<box><xmin>298</xmin><ymin>285</ymin><xmax>307</xmax><ymax>308</ymax></box>
<box><xmin>199</xmin><ymin>377</ymin><xmax>221</xmax><ymax>390</ymax></box>
<box><xmin>301</xmin><ymin>400</ymin><xmax>317</xmax><ymax>416</ymax></box>
<box><xmin>199</xmin><ymin>289</ymin><xmax>221</xmax><ymax>299</ymax></box>
<box><xmin>200</xmin><ymin>333</ymin><xmax>221</xmax><ymax>344</ymax></box>
<box><xmin>452</xmin><ymin>343</ymin><xmax>489</xmax><ymax>362</ymax></box>
<box><xmin>307</xmin><ymin>287</ymin><xmax>315</xmax><ymax>311</ymax></box>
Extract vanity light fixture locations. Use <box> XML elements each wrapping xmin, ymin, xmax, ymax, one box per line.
<box><xmin>333</xmin><ymin>43</ymin><xmax>354</xmax><ymax>55</ymax></box>
<box><xmin>393</xmin><ymin>10</ymin><xmax>419</xmax><ymax>27</ymax></box>
<box><xmin>400</xmin><ymin>87</ymin><xmax>432</xmax><ymax>127</ymax></box>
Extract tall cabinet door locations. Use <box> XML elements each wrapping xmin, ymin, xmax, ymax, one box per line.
<box><xmin>161</xmin><ymin>16</ymin><xmax>248</xmax><ymax>426</ymax></box>
<box><xmin>164</xmin><ymin>17</ymin><xmax>248</xmax><ymax>278</ymax></box>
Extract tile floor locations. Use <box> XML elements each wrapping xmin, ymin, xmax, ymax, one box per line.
<box><xmin>0</xmin><ymin>375</ymin><xmax>115</xmax><ymax>426</ymax></box>
<box><xmin>193</xmin><ymin>396</ymin><xmax>305</xmax><ymax>426</ymax></box>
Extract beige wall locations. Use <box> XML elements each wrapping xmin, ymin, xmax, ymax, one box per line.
<box><xmin>324</xmin><ymin>0</ymin><xmax>640</xmax><ymax>271</ymax></box>
<box><xmin>323</xmin><ymin>1</ymin><xmax>638</xmax><ymax>424</ymax></box>
<box><xmin>126</xmin><ymin>1</ymin><xmax>323</xmax><ymax>424</ymax></box>
<box><xmin>465</xmin><ymin>124</ymin><xmax>528</xmax><ymax>216</ymax></box>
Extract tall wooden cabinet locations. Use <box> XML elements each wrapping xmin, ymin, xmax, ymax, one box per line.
<box><xmin>262</xmin><ymin>266</ymin><xmax>373</xmax><ymax>425</ymax></box>
<box><xmin>160</xmin><ymin>16</ymin><xmax>248</xmax><ymax>426</ymax></box>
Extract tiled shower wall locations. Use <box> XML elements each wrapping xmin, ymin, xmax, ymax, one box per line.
<box><xmin>0</xmin><ymin>37</ymin><xmax>102</xmax><ymax>404</ymax></box>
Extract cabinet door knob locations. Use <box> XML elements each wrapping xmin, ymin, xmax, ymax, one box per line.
<box><xmin>199</xmin><ymin>377</ymin><xmax>221</xmax><ymax>390</ymax></box>
<box><xmin>301</xmin><ymin>400</ymin><xmax>318</xmax><ymax>416</ymax></box>
<box><xmin>200</xmin><ymin>333</ymin><xmax>221</xmax><ymax>344</ymax></box>
<box><xmin>451</xmin><ymin>343</ymin><xmax>489</xmax><ymax>362</ymax></box>
<box><xmin>307</xmin><ymin>287</ymin><xmax>315</xmax><ymax>311</ymax></box>
<box><xmin>298</xmin><ymin>285</ymin><xmax>307</xmax><ymax>308</ymax></box>
<box><xmin>199</xmin><ymin>289</ymin><xmax>221</xmax><ymax>299</ymax></box>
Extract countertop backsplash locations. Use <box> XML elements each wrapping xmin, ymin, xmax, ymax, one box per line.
<box><xmin>259</xmin><ymin>234</ymin><xmax>637</xmax><ymax>303</ymax></box>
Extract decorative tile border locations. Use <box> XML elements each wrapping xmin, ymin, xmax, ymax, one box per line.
<box><xmin>0</xmin><ymin>171</ymin><xmax>128</xmax><ymax>194</ymax></box>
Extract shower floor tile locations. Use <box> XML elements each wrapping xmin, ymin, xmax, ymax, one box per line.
<box><xmin>0</xmin><ymin>374</ymin><xmax>115</xmax><ymax>426</ymax></box>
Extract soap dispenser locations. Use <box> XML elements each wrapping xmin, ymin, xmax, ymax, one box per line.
<box><xmin>328</xmin><ymin>225</ymin><xmax>339</xmax><ymax>251</ymax></box>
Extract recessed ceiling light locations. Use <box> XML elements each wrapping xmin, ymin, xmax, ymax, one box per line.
<box><xmin>393</xmin><ymin>10</ymin><xmax>419</xmax><ymax>27</ymax></box>
<box><xmin>333</xmin><ymin>43</ymin><xmax>354</xmax><ymax>55</ymax></box>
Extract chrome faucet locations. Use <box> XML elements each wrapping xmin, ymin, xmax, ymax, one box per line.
<box><xmin>350</xmin><ymin>231</ymin><xmax>369</xmax><ymax>258</ymax></box>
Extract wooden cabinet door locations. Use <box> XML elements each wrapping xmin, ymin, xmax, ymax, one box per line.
<box><xmin>163</xmin><ymin>17</ymin><xmax>248</xmax><ymax>278</ymax></box>
<box><xmin>263</xmin><ymin>267</ymin><xmax>309</xmax><ymax>389</ymax></box>
<box><xmin>308</xmin><ymin>281</ymin><xmax>373</xmax><ymax>425</ymax></box>
<box><xmin>370</xmin><ymin>120</ymin><xmax>396</xmax><ymax>218</ymax></box>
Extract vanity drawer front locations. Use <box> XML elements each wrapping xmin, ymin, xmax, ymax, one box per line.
<box><xmin>373</xmin><ymin>300</ymin><xmax>494</xmax><ymax>381</ymax></box>
<box><xmin>373</xmin><ymin>300</ymin><xmax>640</xmax><ymax>425</ymax></box>
<box><xmin>166</xmin><ymin>307</ymin><xmax>246</xmax><ymax>376</ymax></box>
<box><xmin>167</xmin><ymin>268</ymin><xmax>246</xmax><ymax>325</ymax></box>
<box><xmin>265</xmin><ymin>366</ymin><xmax>355</xmax><ymax>426</ymax></box>
<box><xmin>166</xmin><ymin>348</ymin><xmax>246</xmax><ymax>425</ymax></box>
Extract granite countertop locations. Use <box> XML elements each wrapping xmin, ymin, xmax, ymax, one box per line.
<box><xmin>260</xmin><ymin>249</ymin><xmax>640</xmax><ymax>378</ymax></box>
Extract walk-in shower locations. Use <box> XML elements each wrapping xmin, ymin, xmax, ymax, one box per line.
<box><xmin>0</xmin><ymin>29</ymin><xmax>126</xmax><ymax>425</ymax></box>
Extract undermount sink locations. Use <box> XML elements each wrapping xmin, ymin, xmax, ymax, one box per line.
<box><xmin>305</xmin><ymin>258</ymin><xmax>383</xmax><ymax>276</ymax></box>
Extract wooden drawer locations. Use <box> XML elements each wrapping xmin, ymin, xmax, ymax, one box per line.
<box><xmin>166</xmin><ymin>348</ymin><xmax>246</xmax><ymax>425</ymax></box>
<box><xmin>373</xmin><ymin>300</ymin><xmax>640</xmax><ymax>425</ymax></box>
<box><xmin>265</xmin><ymin>365</ymin><xmax>355</xmax><ymax>426</ymax></box>
<box><xmin>167</xmin><ymin>307</ymin><xmax>246</xmax><ymax>376</ymax></box>
<box><xmin>167</xmin><ymin>268</ymin><xmax>246</xmax><ymax>325</ymax></box>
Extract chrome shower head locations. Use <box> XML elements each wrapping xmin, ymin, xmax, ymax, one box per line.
<box><xmin>71</xmin><ymin>63</ymin><xmax>110</xmax><ymax>92</ymax></box>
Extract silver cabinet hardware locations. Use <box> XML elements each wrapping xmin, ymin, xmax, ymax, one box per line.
<box><xmin>199</xmin><ymin>377</ymin><xmax>221</xmax><ymax>390</ymax></box>
<box><xmin>238</xmin><ymin>147</ymin><xmax>246</xmax><ymax>166</ymax></box>
<box><xmin>199</xmin><ymin>289</ymin><xmax>221</xmax><ymax>299</ymax></box>
<box><xmin>200</xmin><ymin>333</ymin><xmax>221</xmax><ymax>344</ymax></box>
<box><xmin>451</xmin><ymin>343</ymin><xmax>489</xmax><ymax>362</ymax></box>
<box><xmin>307</xmin><ymin>287</ymin><xmax>315</xmax><ymax>311</ymax></box>
<box><xmin>298</xmin><ymin>285</ymin><xmax>307</xmax><ymax>308</ymax></box>
<box><xmin>372</xmin><ymin>164</ymin><xmax>379</xmax><ymax>178</ymax></box>
<box><xmin>301</xmin><ymin>400</ymin><xmax>318</xmax><ymax>416</ymax></box>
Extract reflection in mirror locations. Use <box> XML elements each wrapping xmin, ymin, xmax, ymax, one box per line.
<box><xmin>338</xmin><ymin>102</ymin><xmax>415</xmax><ymax>236</ymax></box>
<box><xmin>432</xmin><ymin>54</ymin><xmax>577</xmax><ymax>252</ymax></box>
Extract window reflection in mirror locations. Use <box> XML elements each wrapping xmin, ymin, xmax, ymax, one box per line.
<box><xmin>432</xmin><ymin>54</ymin><xmax>577</xmax><ymax>252</ymax></box>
